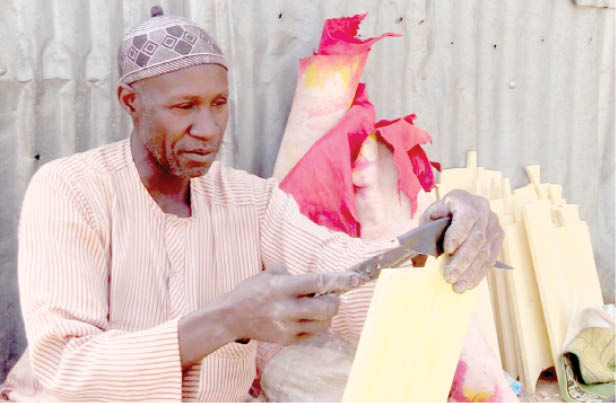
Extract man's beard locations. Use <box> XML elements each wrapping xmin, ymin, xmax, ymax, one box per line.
<box><xmin>139</xmin><ymin>130</ymin><xmax>186</xmax><ymax>178</ymax></box>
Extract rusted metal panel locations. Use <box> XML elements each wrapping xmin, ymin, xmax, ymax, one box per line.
<box><xmin>0</xmin><ymin>0</ymin><xmax>613</xmax><ymax>381</ymax></box>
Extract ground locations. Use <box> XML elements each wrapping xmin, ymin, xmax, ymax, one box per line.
<box><xmin>520</xmin><ymin>370</ymin><xmax>564</xmax><ymax>403</ymax></box>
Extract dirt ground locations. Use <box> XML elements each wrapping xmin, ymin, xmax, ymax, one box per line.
<box><xmin>520</xmin><ymin>379</ymin><xmax>563</xmax><ymax>402</ymax></box>
<box><xmin>519</xmin><ymin>369</ymin><xmax>564</xmax><ymax>403</ymax></box>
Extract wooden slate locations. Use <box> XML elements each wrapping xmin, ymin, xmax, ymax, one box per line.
<box><xmin>343</xmin><ymin>256</ymin><xmax>480</xmax><ymax>402</ymax></box>
<box><xmin>501</xmin><ymin>219</ymin><xmax>553</xmax><ymax>393</ymax></box>
<box><xmin>522</xmin><ymin>201</ymin><xmax>604</xmax><ymax>375</ymax></box>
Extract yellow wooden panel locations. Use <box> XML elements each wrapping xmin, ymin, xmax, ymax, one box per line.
<box><xmin>343</xmin><ymin>256</ymin><xmax>480</xmax><ymax>402</ymax></box>
<box><xmin>524</xmin><ymin>165</ymin><xmax>547</xmax><ymax>200</ymax></box>
<box><xmin>475</xmin><ymin>168</ymin><xmax>503</xmax><ymax>198</ymax></box>
<box><xmin>547</xmin><ymin>184</ymin><xmax>564</xmax><ymax>206</ymax></box>
<box><xmin>490</xmin><ymin>181</ymin><xmax>524</xmax><ymax>381</ymax></box>
<box><xmin>522</xmin><ymin>201</ymin><xmax>604</xmax><ymax>371</ymax></box>
<box><xmin>554</xmin><ymin>204</ymin><xmax>579</xmax><ymax>225</ymax></box>
<box><xmin>466</xmin><ymin>151</ymin><xmax>477</xmax><ymax>170</ymax></box>
<box><xmin>436</xmin><ymin>183</ymin><xmax>458</xmax><ymax>200</ymax></box>
<box><xmin>489</xmin><ymin>198</ymin><xmax>505</xmax><ymax>216</ymax></box>
<box><xmin>513</xmin><ymin>185</ymin><xmax>537</xmax><ymax>222</ymax></box>
<box><xmin>502</xmin><ymin>177</ymin><xmax>514</xmax><ymax>216</ymax></box>
<box><xmin>438</xmin><ymin>168</ymin><xmax>475</xmax><ymax>193</ymax></box>
<box><xmin>491</xmin><ymin>269</ymin><xmax>520</xmax><ymax>380</ymax></box>
<box><xmin>501</xmin><ymin>220</ymin><xmax>553</xmax><ymax>393</ymax></box>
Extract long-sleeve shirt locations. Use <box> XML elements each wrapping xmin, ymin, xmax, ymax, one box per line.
<box><xmin>8</xmin><ymin>138</ymin><xmax>397</xmax><ymax>401</ymax></box>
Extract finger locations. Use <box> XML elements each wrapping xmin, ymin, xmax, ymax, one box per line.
<box><xmin>453</xmin><ymin>215</ymin><xmax>503</xmax><ymax>292</ymax></box>
<box><xmin>292</xmin><ymin>294</ymin><xmax>340</xmax><ymax>321</ymax></box>
<box><xmin>419</xmin><ymin>199</ymin><xmax>451</xmax><ymax>225</ymax></box>
<box><xmin>288</xmin><ymin>271</ymin><xmax>363</xmax><ymax>296</ymax></box>
<box><xmin>265</xmin><ymin>264</ymin><xmax>289</xmax><ymax>275</ymax></box>
<box><xmin>294</xmin><ymin>319</ymin><xmax>333</xmax><ymax>339</ymax></box>
<box><xmin>452</xmin><ymin>246</ymin><xmax>490</xmax><ymax>293</ymax></box>
<box><xmin>444</xmin><ymin>229</ymin><xmax>487</xmax><ymax>284</ymax></box>
<box><xmin>443</xmin><ymin>198</ymin><xmax>483</xmax><ymax>255</ymax></box>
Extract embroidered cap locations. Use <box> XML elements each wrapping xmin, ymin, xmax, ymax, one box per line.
<box><xmin>118</xmin><ymin>5</ymin><xmax>228</xmax><ymax>85</ymax></box>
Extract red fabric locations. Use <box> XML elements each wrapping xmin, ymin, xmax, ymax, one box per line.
<box><xmin>280</xmin><ymin>84</ymin><xmax>375</xmax><ymax>237</ymax></box>
<box><xmin>376</xmin><ymin>114</ymin><xmax>439</xmax><ymax>217</ymax></box>
<box><xmin>279</xmin><ymin>13</ymin><xmax>438</xmax><ymax>237</ymax></box>
<box><xmin>316</xmin><ymin>14</ymin><xmax>400</xmax><ymax>56</ymax></box>
<box><xmin>280</xmin><ymin>86</ymin><xmax>438</xmax><ymax>237</ymax></box>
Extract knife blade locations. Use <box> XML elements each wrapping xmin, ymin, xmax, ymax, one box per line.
<box><xmin>312</xmin><ymin>217</ymin><xmax>513</xmax><ymax>297</ymax></box>
<box><xmin>346</xmin><ymin>217</ymin><xmax>513</xmax><ymax>287</ymax></box>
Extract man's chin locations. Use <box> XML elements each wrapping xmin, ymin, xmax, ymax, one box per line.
<box><xmin>183</xmin><ymin>165</ymin><xmax>211</xmax><ymax>178</ymax></box>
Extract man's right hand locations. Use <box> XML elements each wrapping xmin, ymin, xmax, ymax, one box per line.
<box><xmin>178</xmin><ymin>265</ymin><xmax>361</xmax><ymax>367</ymax></box>
<box><xmin>225</xmin><ymin>265</ymin><xmax>361</xmax><ymax>345</ymax></box>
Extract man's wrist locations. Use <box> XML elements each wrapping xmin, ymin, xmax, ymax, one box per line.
<box><xmin>177</xmin><ymin>295</ymin><xmax>239</xmax><ymax>367</ymax></box>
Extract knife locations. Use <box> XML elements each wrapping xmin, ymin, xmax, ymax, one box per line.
<box><xmin>328</xmin><ymin>217</ymin><xmax>513</xmax><ymax>295</ymax></box>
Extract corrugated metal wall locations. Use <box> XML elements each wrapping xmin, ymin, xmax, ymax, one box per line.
<box><xmin>0</xmin><ymin>0</ymin><xmax>613</xmax><ymax>381</ymax></box>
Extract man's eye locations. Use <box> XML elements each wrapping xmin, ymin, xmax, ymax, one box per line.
<box><xmin>213</xmin><ymin>98</ymin><xmax>227</xmax><ymax>107</ymax></box>
<box><xmin>175</xmin><ymin>103</ymin><xmax>194</xmax><ymax>110</ymax></box>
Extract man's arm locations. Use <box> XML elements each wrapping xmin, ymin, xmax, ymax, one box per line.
<box><xmin>257</xmin><ymin>179</ymin><xmax>399</xmax><ymax>276</ymax></box>
<box><xmin>20</xmin><ymin>165</ymin><xmax>359</xmax><ymax>399</ymax></box>
<box><xmin>256</xmin><ymin>180</ymin><xmax>503</xmax><ymax>338</ymax></box>
<box><xmin>18</xmin><ymin>166</ymin><xmax>185</xmax><ymax>400</ymax></box>
<box><xmin>178</xmin><ymin>266</ymin><xmax>361</xmax><ymax>367</ymax></box>
<box><xmin>256</xmin><ymin>179</ymin><xmax>399</xmax><ymax>338</ymax></box>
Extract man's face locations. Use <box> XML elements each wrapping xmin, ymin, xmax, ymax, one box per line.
<box><xmin>131</xmin><ymin>64</ymin><xmax>229</xmax><ymax>178</ymax></box>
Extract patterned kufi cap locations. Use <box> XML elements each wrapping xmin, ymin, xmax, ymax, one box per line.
<box><xmin>118</xmin><ymin>6</ymin><xmax>228</xmax><ymax>85</ymax></box>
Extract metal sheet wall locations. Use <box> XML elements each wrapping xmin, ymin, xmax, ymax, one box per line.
<box><xmin>0</xmin><ymin>0</ymin><xmax>613</xmax><ymax>381</ymax></box>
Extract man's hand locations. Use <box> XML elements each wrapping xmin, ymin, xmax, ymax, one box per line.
<box><xmin>178</xmin><ymin>266</ymin><xmax>360</xmax><ymax>367</ymax></box>
<box><xmin>225</xmin><ymin>265</ymin><xmax>361</xmax><ymax>344</ymax></box>
<box><xmin>419</xmin><ymin>190</ymin><xmax>504</xmax><ymax>293</ymax></box>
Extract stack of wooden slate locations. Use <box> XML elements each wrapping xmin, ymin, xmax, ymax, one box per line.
<box><xmin>437</xmin><ymin>151</ymin><xmax>604</xmax><ymax>394</ymax></box>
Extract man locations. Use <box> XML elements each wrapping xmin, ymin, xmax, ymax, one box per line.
<box><xmin>3</xmin><ymin>9</ymin><xmax>503</xmax><ymax>402</ymax></box>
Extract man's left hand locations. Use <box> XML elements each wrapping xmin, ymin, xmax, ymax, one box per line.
<box><xmin>419</xmin><ymin>189</ymin><xmax>504</xmax><ymax>293</ymax></box>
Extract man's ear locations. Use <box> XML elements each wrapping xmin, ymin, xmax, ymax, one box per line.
<box><xmin>117</xmin><ymin>84</ymin><xmax>138</xmax><ymax>115</ymax></box>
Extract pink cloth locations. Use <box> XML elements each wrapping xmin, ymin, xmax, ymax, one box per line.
<box><xmin>280</xmin><ymin>83</ymin><xmax>374</xmax><ymax>236</ymax></box>
<box><xmin>280</xmin><ymin>85</ymin><xmax>438</xmax><ymax>238</ymax></box>
<box><xmin>376</xmin><ymin>114</ymin><xmax>441</xmax><ymax>218</ymax></box>
<box><xmin>449</xmin><ymin>318</ymin><xmax>519</xmax><ymax>402</ymax></box>
<box><xmin>273</xmin><ymin>13</ymin><xmax>400</xmax><ymax>182</ymax></box>
<box><xmin>316</xmin><ymin>13</ymin><xmax>400</xmax><ymax>55</ymax></box>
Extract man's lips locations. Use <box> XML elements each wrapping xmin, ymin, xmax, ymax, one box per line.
<box><xmin>180</xmin><ymin>149</ymin><xmax>217</xmax><ymax>162</ymax></box>
<box><xmin>182</xmin><ymin>148</ymin><xmax>215</xmax><ymax>155</ymax></box>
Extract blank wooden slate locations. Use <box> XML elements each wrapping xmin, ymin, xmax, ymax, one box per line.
<box><xmin>501</xmin><ymin>220</ymin><xmax>553</xmax><ymax>393</ymax></box>
<box><xmin>512</xmin><ymin>185</ymin><xmax>538</xmax><ymax>222</ymax></box>
<box><xmin>522</xmin><ymin>201</ymin><xmax>604</xmax><ymax>372</ymax></box>
<box><xmin>437</xmin><ymin>151</ymin><xmax>478</xmax><ymax>198</ymax></box>
<box><xmin>547</xmin><ymin>184</ymin><xmax>564</xmax><ymax>206</ymax></box>
<box><xmin>343</xmin><ymin>256</ymin><xmax>480</xmax><ymax>402</ymax></box>
<box><xmin>490</xmin><ymin>269</ymin><xmax>521</xmax><ymax>380</ymax></box>
<box><xmin>524</xmin><ymin>165</ymin><xmax>547</xmax><ymax>200</ymax></box>
<box><xmin>475</xmin><ymin>168</ymin><xmax>503</xmax><ymax>198</ymax></box>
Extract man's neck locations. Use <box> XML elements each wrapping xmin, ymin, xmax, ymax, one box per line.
<box><xmin>130</xmin><ymin>132</ymin><xmax>192</xmax><ymax>217</ymax></box>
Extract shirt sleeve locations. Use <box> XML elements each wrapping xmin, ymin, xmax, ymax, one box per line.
<box><xmin>257</xmin><ymin>179</ymin><xmax>399</xmax><ymax>339</ymax></box>
<box><xmin>17</xmin><ymin>165</ymin><xmax>182</xmax><ymax>401</ymax></box>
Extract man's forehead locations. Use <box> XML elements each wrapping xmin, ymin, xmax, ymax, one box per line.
<box><xmin>135</xmin><ymin>64</ymin><xmax>229</xmax><ymax>98</ymax></box>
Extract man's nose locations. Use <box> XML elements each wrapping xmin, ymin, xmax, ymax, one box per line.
<box><xmin>189</xmin><ymin>107</ymin><xmax>220</xmax><ymax>140</ymax></box>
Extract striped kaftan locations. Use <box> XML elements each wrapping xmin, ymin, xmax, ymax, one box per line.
<box><xmin>6</xmin><ymin>139</ymin><xmax>397</xmax><ymax>401</ymax></box>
